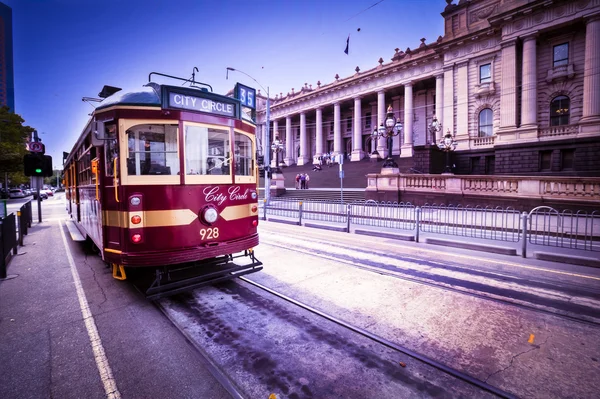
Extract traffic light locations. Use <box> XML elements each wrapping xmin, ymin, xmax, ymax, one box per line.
<box><xmin>257</xmin><ymin>155</ymin><xmax>264</xmax><ymax>166</ymax></box>
<box><xmin>24</xmin><ymin>154</ymin><xmax>53</xmax><ymax>177</ymax></box>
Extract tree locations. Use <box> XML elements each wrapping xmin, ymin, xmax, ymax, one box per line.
<box><xmin>0</xmin><ymin>106</ymin><xmax>35</xmax><ymax>188</ymax></box>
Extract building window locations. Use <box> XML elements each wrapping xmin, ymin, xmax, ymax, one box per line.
<box><xmin>346</xmin><ymin>118</ymin><xmax>352</xmax><ymax>132</ymax></box>
<box><xmin>470</xmin><ymin>157</ymin><xmax>481</xmax><ymax>174</ymax></box>
<box><xmin>479</xmin><ymin>63</ymin><xmax>492</xmax><ymax>84</ymax></box>
<box><xmin>365</xmin><ymin>112</ymin><xmax>371</xmax><ymax>129</ymax></box>
<box><xmin>478</xmin><ymin>108</ymin><xmax>493</xmax><ymax>137</ymax></box>
<box><xmin>550</xmin><ymin>96</ymin><xmax>570</xmax><ymax>126</ymax></box>
<box><xmin>553</xmin><ymin>43</ymin><xmax>569</xmax><ymax>67</ymax></box>
<box><xmin>540</xmin><ymin>150</ymin><xmax>552</xmax><ymax>171</ymax></box>
<box><xmin>561</xmin><ymin>149</ymin><xmax>575</xmax><ymax>170</ymax></box>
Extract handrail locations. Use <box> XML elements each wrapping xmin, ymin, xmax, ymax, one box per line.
<box><xmin>113</xmin><ymin>157</ymin><xmax>119</xmax><ymax>203</ymax></box>
<box><xmin>92</xmin><ymin>159</ymin><xmax>99</xmax><ymax>201</ymax></box>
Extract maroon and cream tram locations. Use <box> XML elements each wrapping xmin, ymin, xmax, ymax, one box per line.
<box><xmin>63</xmin><ymin>73</ymin><xmax>262</xmax><ymax>299</ymax></box>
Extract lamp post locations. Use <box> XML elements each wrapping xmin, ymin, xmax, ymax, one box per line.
<box><xmin>226</xmin><ymin>67</ymin><xmax>271</xmax><ymax>203</ymax></box>
<box><xmin>437</xmin><ymin>129</ymin><xmax>458</xmax><ymax>174</ymax></box>
<box><xmin>271</xmin><ymin>137</ymin><xmax>284</xmax><ymax>173</ymax></box>
<box><xmin>371</xmin><ymin>105</ymin><xmax>403</xmax><ymax>168</ymax></box>
<box><xmin>428</xmin><ymin>116</ymin><xmax>442</xmax><ymax>145</ymax></box>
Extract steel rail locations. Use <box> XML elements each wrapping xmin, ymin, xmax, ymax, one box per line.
<box><xmin>155</xmin><ymin>301</ymin><xmax>246</xmax><ymax>399</ymax></box>
<box><xmin>239</xmin><ymin>276</ymin><xmax>518</xmax><ymax>399</ymax></box>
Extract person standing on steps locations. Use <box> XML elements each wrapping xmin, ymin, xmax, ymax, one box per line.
<box><xmin>305</xmin><ymin>173</ymin><xmax>310</xmax><ymax>189</ymax></box>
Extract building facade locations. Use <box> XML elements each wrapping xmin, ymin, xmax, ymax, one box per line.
<box><xmin>256</xmin><ymin>0</ymin><xmax>600</xmax><ymax>178</ymax></box>
<box><xmin>0</xmin><ymin>2</ymin><xmax>13</xmax><ymax>112</ymax></box>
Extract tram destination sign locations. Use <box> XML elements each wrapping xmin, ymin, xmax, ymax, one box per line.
<box><xmin>162</xmin><ymin>86</ymin><xmax>240</xmax><ymax>118</ymax></box>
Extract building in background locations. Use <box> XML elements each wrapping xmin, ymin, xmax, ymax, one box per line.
<box><xmin>256</xmin><ymin>0</ymin><xmax>600</xmax><ymax>178</ymax></box>
<box><xmin>0</xmin><ymin>2</ymin><xmax>14</xmax><ymax>112</ymax></box>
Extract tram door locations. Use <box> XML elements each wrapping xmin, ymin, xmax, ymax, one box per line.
<box><xmin>102</xmin><ymin>124</ymin><xmax>123</xmax><ymax>251</ymax></box>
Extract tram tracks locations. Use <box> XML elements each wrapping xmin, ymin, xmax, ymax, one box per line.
<box><xmin>158</xmin><ymin>279</ymin><xmax>513</xmax><ymax>399</ymax></box>
<box><xmin>259</xmin><ymin>234</ymin><xmax>600</xmax><ymax>326</ymax></box>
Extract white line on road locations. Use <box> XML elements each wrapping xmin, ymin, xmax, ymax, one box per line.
<box><xmin>58</xmin><ymin>220</ymin><xmax>121</xmax><ymax>399</ymax></box>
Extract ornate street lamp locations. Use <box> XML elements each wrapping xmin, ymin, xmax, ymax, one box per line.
<box><xmin>371</xmin><ymin>105</ymin><xmax>403</xmax><ymax>168</ymax></box>
<box><xmin>428</xmin><ymin>116</ymin><xmax>442</xmax><ymax>145</ymax></box>
<box><xmin>437</xmin><ymin>129</ymin><xmax>458</xmax><ymax>174</ymax></box>
<box><xmin>271</xmin><ymin>137</ymin><xmax>284</xmax><ymax>173</ymax></box>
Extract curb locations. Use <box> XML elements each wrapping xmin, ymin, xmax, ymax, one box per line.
<box><xmin>425</xmin><ymin>238</ymin><xmax>517</xmax><ymax>256</ymax></box>
<box><xmin>355</xmin><ymin>229</ymin><xmax>415</xmax><ymax>241</ymax></box>
<box><xmin>534</xmin><ymin>252</ymin><xmax>600</xmax><ymax>268</ymax></box>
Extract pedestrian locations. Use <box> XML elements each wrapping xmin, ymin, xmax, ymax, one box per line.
<box><xmin>305</xmin><ymin>173</ymin><xmax>310</xmax><ymax>189</ymax></box>
<box><xmin>300</xmin><ymin>173</ymin><xmax>306</xmax><ymax>189</ymax></box>
<box><xmin>295</xmin><ymin>174</ymin><xmax>300</xmax><ymax>189</ymax></box>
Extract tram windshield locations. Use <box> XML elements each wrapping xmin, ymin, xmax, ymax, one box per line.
<box><xmin>127</xmin><ymin>124</ymin><xmax>179</xmax><ymax>176</ymax></box>
<box><xmin>185</xmin><ymin>125</ymin><xmax>230</xmax><ymax>175</ymax></box>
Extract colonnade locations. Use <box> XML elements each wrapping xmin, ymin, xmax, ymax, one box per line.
<box><xmin>260</xmin><ymin>13</ymin><xmax>600</xmax><ymax>166</ymax></box>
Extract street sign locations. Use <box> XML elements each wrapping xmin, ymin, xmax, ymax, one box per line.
<box><xmin>28</xmin><ymin>142</ymin><xmax>44</xmax><ymax>153</ymax></box>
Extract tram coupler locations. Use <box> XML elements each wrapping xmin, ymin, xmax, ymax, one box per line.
<box><xmin>142</xmin><ymin>252</ymin><xmax>263</xmax><ymax>300</ymax></box>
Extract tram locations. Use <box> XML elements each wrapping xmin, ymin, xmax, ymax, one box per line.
<box><xmin>63</xmin><ymin>72</ymin><xmax>262</xmax><ymax>299</ymax></box>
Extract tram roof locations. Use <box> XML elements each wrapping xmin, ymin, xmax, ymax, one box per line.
<box><xmin>94</xmin><ymin>83</ymin><xmax>254</xmax><ymax>122</ymax></box>
<box><xmin>95</xmin><ymin>85</ymin><xmax>160</xmax><ymax>110</ymax></box>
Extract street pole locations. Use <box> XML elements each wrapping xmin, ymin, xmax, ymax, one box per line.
<box><xmin>264</xmin><ymin>90</ymin><xmax>271</xmax><ymax>204</ymax></box>
<box><xmin>226</xmin><ymin>67</ymin><xmax>271</xmax><ymax>204</ymax></box>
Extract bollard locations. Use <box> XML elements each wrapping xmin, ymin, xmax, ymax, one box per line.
<box><xmin>263</xmin><ymin>198</ymin><xmax>267</xmax><ymax>221</ymax></box>
<box><xmin>298</xmin><ymin>201</ymin><xmax>303</xmax><ymax>225</ymax></box>
<box><xmin>17</xmin><ymin>211</ymin><xmax>23</xmax><ymax>246</ymax></box>
<box><xmin>415</xmin><ymin>207</ymin><xmax>421</xmax><ymax>243</ymax></box>
<box><xmin>346</xmin><ymin>203</ymin><xmax>351</xmax><ymax>233</ymax></box>
<box><xmin>521</xmin><ymin>212</ymin><xmax>528</xmax><ymax>258</ymax></box>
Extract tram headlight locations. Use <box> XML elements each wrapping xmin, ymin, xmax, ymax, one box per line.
<box><xmin>251</xmin><ymin>191</ymin><xmax>257</xmax><ymax>200</ymax></box>
<box><xmin>202</xmin><ymin>207</ymin><xmax>219</xmax><ymax>224</ymax></box>
<box><xmin>131</xmin><ymin>215</ymin><xmax>142</xmax><ymax>224</ymax></box>
<box><xmin>130</xmin><ymin>196</ymin><xmax>141</xmax><ymax>206</ymax></box>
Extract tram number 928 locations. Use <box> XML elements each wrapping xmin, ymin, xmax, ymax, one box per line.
<box><xmin>200</xmin><ymin>227</ymin><xmax>220</xmax><ymax>240</ymax></box>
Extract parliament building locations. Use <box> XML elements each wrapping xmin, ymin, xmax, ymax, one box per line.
<box><xmin>256</xmin><ymin>0</ymin><xmax>600</xmax><ymax>180</ymax></box>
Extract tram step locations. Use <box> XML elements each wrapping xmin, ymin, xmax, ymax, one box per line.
<box><xmin>65</xmin><ymin>220</ymin><xmax>86</xmax><ymax>241</ymax></box>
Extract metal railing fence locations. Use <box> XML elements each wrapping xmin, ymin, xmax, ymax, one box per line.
<box><xmin>261</xmin><ymin>198</ymin><xmax>600</xmax><ymax>255</ymax></box>
<box><xmin>419</xmin><ymin>204</ymin><xmax>522</xmax><ymax>242</ymax></box>
<box><xmin>0</xmin><ymin>201</ymin><xmax>33</xmax><ymax>278</ymax></box>
<box><xmin>528</xmin><ymin>207</ymin><xmax>600</xmax><ymax>251</ymax></box>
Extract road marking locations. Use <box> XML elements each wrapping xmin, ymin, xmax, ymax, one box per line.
<box><xmin>58</xmin><ymin>220</ymin><xmax>121</xmax><ymax>399</ymax></box>
<box><xmin>528</xmin><ymin>334</ymin><xmax>535</xmax><ymax>344</ymax></box>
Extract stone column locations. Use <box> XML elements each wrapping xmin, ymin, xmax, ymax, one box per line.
<box><xmin>500</xmin><ymin>39</ymin><xmax>518</xmax><ymax>130</ymax></box>
<box><xmin>271</xmin><ymin>119</ymin><xmax>279</xmax><ymax>167</ymax></box>
<box><xmin>284</xmin><ymin>116</ymin><xmax>293</xmax><ymax>166</ymax></box>
<box><xmin>298</xmin><ymin>112</ymin><xmax>309</xmax><ymax>165</ymax></box>
<box><xmin>333</xmin><ymin>103</ymin><xmax>342</xmax><ymax>155</ymax></box>
<box><xmin>435</xmin><ymin>73</ymin><xmax>444</xmax><ymax>142</ymax></box>
<box><xmin>521</xmin><ymin>34</ymin><xmax>538</xmax><ymax>127</ymax></box>
<box><xmin>376</xmin><ymin>90</ymin><xmax>386</xmax><ymax>156</ymax></box>
<box><xmin>392</xmin><ymin>96</ymin><xmax>401</xmax><ymax>155</ymax></box>
<box><xmin>582</xmin><ymin>15</ymin><xmax>600</xmax><ymax>123</ymax></box>
<box><xmin>456</xmin><ymin>62</ymin><xmax>469</xmax><ymax>139</ymax></box>
<box><xmin>351</xmin><ymin>97</ymin><xmax>364</xmax><ymax>161</ymax></box>
<box><xmin>315</xmin><ymin>108</ymin><xmax>323</xmax><ymax>157</ymax></box>
<box><xmin>443</xmin><ymin>66</ymin><xmax>454</xmax><ymax>137</ymax></box>
<box><xmin>401</xmin><ymin>82</ymin><xmax>414</xmax><ymax>158</ymax></box>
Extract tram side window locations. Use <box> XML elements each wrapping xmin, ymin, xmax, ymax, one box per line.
<box><xmin>127</xmin><ymin>124</ymin><xmax>179</xmax><ymax>176</ymax></box>
<box><xmin>185</xmin><ymin>125</ymin><xmax>230</xmax><ymax>175</ymax></box>
<box><xmin>234</xmin><ymin>132</ymin><xmax>253</xmax><ymax>176</ymax></box>
<box><xmin>105</xmin><ymin>124</ymin><xmax>118</xmax><ymax>177</ymax></box>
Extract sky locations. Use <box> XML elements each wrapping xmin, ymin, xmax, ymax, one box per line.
<box><xmin>5</xmin><ymin>0</ymin><xmax>445</xmax><ymax>170</ymax></box>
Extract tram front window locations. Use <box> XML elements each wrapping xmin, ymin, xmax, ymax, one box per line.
<box><xmin>185</xmin><ymin>125</ymin><xmax>230</xmax><ymax>175</ymax></box>
<box><xmin>127</xmin><ymin>124</ymin><xmax>179</xmax><ymax>176</ymax></box>
<box><xmin>234</xmin><ymin>132</ymin><xmax>253</xmax><ymax>176</ymax></box>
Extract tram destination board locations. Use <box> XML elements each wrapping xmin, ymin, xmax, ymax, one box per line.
<box><xmin>161</xmin><ymin>86</ymin><xmax>240</xmax><ymax>118</ymax></box>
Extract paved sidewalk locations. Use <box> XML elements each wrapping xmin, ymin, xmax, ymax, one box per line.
<box><xmin>0</xmin><ymin>218</ymin><xmax>231</xmax><ymax>399</ymax></box>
